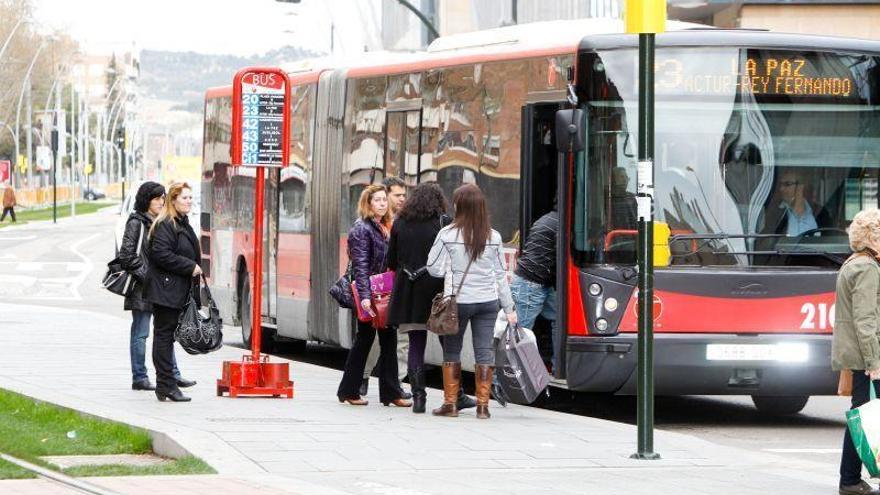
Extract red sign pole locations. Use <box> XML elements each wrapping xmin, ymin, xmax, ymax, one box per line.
<box><xmin>217</xmin><ymin>67</ymin><xmax>293</xmax><ymax>399</ymax></box>
<box><xmin>251</xmin><ymin>166</ymin><xmax>265</xmax><ymax>363</ymax></box>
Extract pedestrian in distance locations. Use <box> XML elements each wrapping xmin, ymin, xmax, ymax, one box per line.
<box><xmin>1</xmin><ymin>181</ymin><xmax>16</xmax><ymax>223</ymax></box>
<box><xmin>118</xmin><ymin>181</ymin><xmax>195</xmax><ymax>392</ymax></box>
<box><xmin>336</xmin><ymin>184</ymin><xmax>412</xmax><ymax>407</ymax></box>
<box><xmin>834</xmin><ymin>208</ymin><xmax>880</xmax><ymax>495</ymax></box>
<box><xmin>427</xmin><ymin>183</ymin><xmax>517</xmax><ymax>419</ymax></box>
<box><xmin>386</xmin><ymin>182</ymin><xmax>476</xmax><ymax>413</ymax></box>
<box><xmin>361</xmin><ymin>176</ymin><xmax>412</xmax><ymax>399</ymax></box>
<box><xmin>144</xmin><ymin>182</ymin><xmax>201</xmax><ymax>403</ymax></box>
<box><xmin>511</xmin><ymin>207</ymin><xmax>559</xmax><ymax>372</ymax></box>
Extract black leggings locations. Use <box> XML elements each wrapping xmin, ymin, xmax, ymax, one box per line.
<box><xmin>152</xmin><ymin>304</ymin><xmax>182</xmax><ymax>394</ymax></box>
<box><xmin>407</xmin><ymin>330</ymin><xmax>427</xmax><ymax>371</ymax></box>
<box><xmin>1</xmin><ymin>207</ymin><xmax>15</xmax><ymax>222</ymax></box>
<box><xmin>337</xmin><ymin>321</ymin><xmax>403</xmax><ymax>402</ymax></box>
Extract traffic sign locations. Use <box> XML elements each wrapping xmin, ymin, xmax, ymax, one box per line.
<box><xmin>0</xmin><ymin>160</ymin><xmax>10</xmax><ymax>183</ymax></box>
<box><xmin>625</xmin><ymin>0</ymin><xmax>666</xmax><ymax>34</ymax></box>
<box><xmin>231</xmin><ymin>68</ymin><xmax>291</xmax><ymax>168</ymax></box>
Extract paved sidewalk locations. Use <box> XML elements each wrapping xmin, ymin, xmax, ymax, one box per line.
<box><xmin>0</xmin><ymin>302</ymin><xmax>841</xmax><ymax>494</ymax></box>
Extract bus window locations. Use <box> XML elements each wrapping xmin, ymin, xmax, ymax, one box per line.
<box><xmin>575</xmin><ymin>48</ymin><xmax>880</xmax><ymax>268</ymax></box>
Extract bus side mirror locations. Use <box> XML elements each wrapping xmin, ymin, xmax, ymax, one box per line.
<box><xmin>555</xmin><ymin>109</ymin><xmax>585</xmax><ymax>152</ymax></box>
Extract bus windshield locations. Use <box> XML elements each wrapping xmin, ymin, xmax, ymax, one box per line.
<box><xmin>575</xmin><ymin>47</ymin><xmax>880</xmax><ymax>267</ymax></box>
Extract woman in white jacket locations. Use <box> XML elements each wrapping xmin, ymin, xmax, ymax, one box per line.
<box><xmin>427</xmin><ymin>183</ymin><xmax>517</xmax><ymax>419</ymax></box>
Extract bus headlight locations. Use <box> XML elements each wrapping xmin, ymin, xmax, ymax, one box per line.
<box><xmin>589</xmin><ymin>283</ymin><xmax>602</xmax><ymax>296</ymax></box>
<box><xmin>604</xmin><ymin>298</ymin><xmax>618</xmax><ymax>312</ymax></box>
<box><xmin>595</xmin><ymin>318</ymin><xmax>609</xmax><ymax>332</ymax></box>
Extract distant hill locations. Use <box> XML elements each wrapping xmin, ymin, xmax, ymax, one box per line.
<box><xmin>139</xmin><ymin>46</ymin><xmax>323</xmax><ymax>109</ymax></box>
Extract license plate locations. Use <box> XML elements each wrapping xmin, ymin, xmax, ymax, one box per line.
<box><xmin>705</xmin><ymin>343</ymin><xmax>809</xmax><ymax>362</ymax></box>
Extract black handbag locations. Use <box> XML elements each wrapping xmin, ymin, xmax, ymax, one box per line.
<box><xmin>101</xmin><ymin>222</ymin><xmax>143</xmax><ymax>297</ymax></box>
<box><xmin>328</xmin><ymin>261</ymin><xmax>355</xmax><ymax>309</ymax></box>
<box><xmin>175</xmin><ymin>274</ymin><xmax>223</xmax><ymax>355</ymax></box>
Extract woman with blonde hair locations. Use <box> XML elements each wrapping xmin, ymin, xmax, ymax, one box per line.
<box><xmin>834</xmin><ymin>208</ymin><xmax>880</xmax><ymax>495</ymax></box>
<box><xmin>427</xmin><ymin>183</ymin><xmax>517</xmax><ymax>419</ymax></box>
<box><xmin>336</xmin><ymin>185</ymin><xmax>411</xmax><ymax>407</ymax></box>
<box><xmin>144</xmin><ymin>182</ymin><xmax>201</xmax><ymax>402</ymax></box>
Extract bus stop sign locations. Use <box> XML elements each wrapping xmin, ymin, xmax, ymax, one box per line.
<box><xmin>220</xmin><ymin>67</ymin><xmax>294</xmax><ymax>399</ymax></box>
<box><xmin>231</xmin><ymin>68</ymin><xmax>291</xmax><ymax>168</ymax></box>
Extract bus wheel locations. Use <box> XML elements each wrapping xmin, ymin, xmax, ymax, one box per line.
<box><xmin>239</xmin><ymin>273</ymin><xmax>276</xmax><ymax>354</ymax></box>
<box><xmin>751</xmin><ymin>395</ymin><xmax>809</xmax><ymax>415</ymax></box>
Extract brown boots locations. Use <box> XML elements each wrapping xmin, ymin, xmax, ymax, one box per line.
<box><xmin>433</xmin><ymin>362</ymin><xmax>493</xmax><ymax>419</ymax></box>
<box><xmin>474</xmin><ymin>364</ymin><xmax>493</xmax><ymax>419</ymax></box>
<box><xmin>432</xmin><ymin>362</ymin><xmax>461</xmax><ymax>417</ymax></box>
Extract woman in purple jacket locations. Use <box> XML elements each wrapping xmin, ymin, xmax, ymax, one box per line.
<box><xmin>336</xmin><ymin>185</ymin><xmax>412</xmax><ymax>407</ymax></box>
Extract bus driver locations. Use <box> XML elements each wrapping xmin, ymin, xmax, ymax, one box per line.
<box><xmin>762</xmin><ymin>170</ymin><xmax>830</xmax><ymax>237</ymax></box>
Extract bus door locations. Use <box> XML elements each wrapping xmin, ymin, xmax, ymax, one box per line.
<box><xmin>262</xmin><ymin>169</ymin><xmax>279</xmax><ymax>323</ymax></box>
<box><xmin>385</xmin><ymin>107</ymin><xmax>422</xmax><ymax>184</ymax></box>
<box><xmin>520</xmin><ymin>101</ymin><xmax>565</xmax><ymax>377</ymax></box>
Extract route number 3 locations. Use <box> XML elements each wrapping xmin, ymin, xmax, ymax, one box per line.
<box><xmin>801</xmin><ymin>303</ymin><xmax>834</xmax><ymax>330</ymax></box>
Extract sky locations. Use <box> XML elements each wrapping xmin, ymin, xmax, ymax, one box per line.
<box><xmin>32</xmin><ymin>0</ymin><xmax>337</xmax><ymax>56</ymax></box>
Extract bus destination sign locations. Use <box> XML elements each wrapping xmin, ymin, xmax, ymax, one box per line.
<box><xmin>652</xmin><ymin>51</ymin><xmax>856</xmax><ymax>99</ymax></box>
<box><xmin>232</xmin><ymin>68</ymin><xmax>291</xmax><ymax>168</ymax></box>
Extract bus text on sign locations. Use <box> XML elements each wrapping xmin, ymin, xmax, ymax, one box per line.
<box><xmin>642</xmin><ymin>50</ymin><xmax>859</xmax><ymax>99</ymax></box>
<box><xmin>232</xmin><ymin>68</ymin><xmax>291</xmax><ymax>168</ymax></box>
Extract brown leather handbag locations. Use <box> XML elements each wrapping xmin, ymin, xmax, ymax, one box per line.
<box><xmin>427</xmin><ymin>259</ymin><xmax>473</xmax><ymax>336</ymax></box>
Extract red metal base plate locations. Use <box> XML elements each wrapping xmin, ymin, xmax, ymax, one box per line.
<box><xmin>217</xmin><ymin>358</ymin><xmax>294</xmax><ymax>398</ymax></box>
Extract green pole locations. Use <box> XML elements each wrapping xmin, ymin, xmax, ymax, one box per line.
<box><xmin>633</xmin><ymin>32</ymin><xmax>660</xmax><ymax>461</ymax></box>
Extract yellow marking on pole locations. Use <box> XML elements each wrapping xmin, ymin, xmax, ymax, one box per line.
<box><xmin>625</xmin><ymin>0</ymin><xmax>667</xmax><ymax>34</ymax></box>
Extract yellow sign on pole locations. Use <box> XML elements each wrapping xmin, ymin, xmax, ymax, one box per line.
<box><xmin>625</xmin><ymin>0</ymin><xmax>667</xmax><ymax>34</ymax></box>
<box><xmin>17</xmin><ymin>154</ymin><xmax>27</xmax><ymax>173</ymax></box>
<box><xmin>84</xmin><ymin>163</ymin><xmax>94</xmax><ymax>176</ymax></box>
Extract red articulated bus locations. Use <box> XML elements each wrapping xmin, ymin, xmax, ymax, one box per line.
<box><xmin>201</xmin><ymin>18</ymin><xmax>880</xmax><ymax>414</ymax></box>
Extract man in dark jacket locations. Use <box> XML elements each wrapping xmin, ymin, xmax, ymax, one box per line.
<box><xmin>119</xmin><ymin>182</ymin><xmax>193</xmax><ymax>391</ymax></box>
<box><xmin>511</xmin><ymin>209</ymin><xmax>559</xmax><ymax>371</ymax></box>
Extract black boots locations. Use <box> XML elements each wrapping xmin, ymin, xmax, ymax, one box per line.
<box><xmin>409</xmin><ymin>368</ymin><xmax>427</xmax><ymax>413</ymax></box>
<box><xmin>456</xmin><ymin>388</ymin><xmax>476</xmax><ymax>410</ymax></box>
<box><xmin>156</xmin><ymin>389</ymin><xmax>191</xmax><ymax>402</ymax></box>
<box><xmin>132</xmin><ymin>379</ymin><xmax>155</xmax><ymax>391</ymax></box>
<box><xmin>176</xmin><ymin>378</ymin><xmax>197</xmax><ymax>388</ymax></box>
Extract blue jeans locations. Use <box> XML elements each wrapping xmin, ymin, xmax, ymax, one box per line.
<box><xmin>130</xmin><ymin>310</ymin><xmax>180</xmax><ymax>383</ymax></box>
<box><xmin>442</xmin><ymin>301</ymin><xmax>499</xmax><ymax>365</ymax></box>
<box><xmin>510</xmin><ymin>274</ymin><xmax>557</xmax><ymax>371</ymax></box>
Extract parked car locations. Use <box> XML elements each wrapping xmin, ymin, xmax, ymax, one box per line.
<box><xmin>83</xmin><ymin>187</ymin><xmax>106</xmax><ymax>201</ymax></box>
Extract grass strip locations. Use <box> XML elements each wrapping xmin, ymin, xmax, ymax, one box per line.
<box><xmin>0</xmin><ymin>389</ymin><xmax>214</xmax><ymax>479</ymax></box>
<box><xmin>0</xmin><ymin>457</ymin><xmax>35</xmax><ymax>479</ymax></box>
<box><xmin>62</xmin><ymin>456</ymin><xmax>213</xmax><ymax>477</ymax></box>
<box><xmin>0</xmin><ymin>201</ymin><xmax>114</xmax><ymax>229</ymax></box>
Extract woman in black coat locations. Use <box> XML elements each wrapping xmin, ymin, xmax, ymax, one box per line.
<box><xmin>144</xmin><ymin>182</ymin><xmax>201</xmax><ymax>402</ymax></box>
<box><xmin>386</xmin><ymin>183</ymin><xmax>476</xmax><ymax>413</ymax></box>
<box><xmin>119</xmin><ymin>182</ymin><xmax>192</xmax><ymax>392</ymax></box>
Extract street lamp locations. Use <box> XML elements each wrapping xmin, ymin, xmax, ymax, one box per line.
<box><xmin>13</xmin><ymin>39</ymin><xmax>51</xmax><ymax>188</ymax></box>
<box><xmin>0</xmin><ymin>16</ymin><xmax>30</xmax><ymax>63</ymax></box>
<box><xmin>396</xmin><ymin>0</ymin><xmax>439</xmax><ymax>42</ymax></box>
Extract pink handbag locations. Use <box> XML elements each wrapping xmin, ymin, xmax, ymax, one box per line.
<box><xmin>350</xmin><ymin>271</ymin><xmax>395</xmax><ymax>325</ymax></box>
